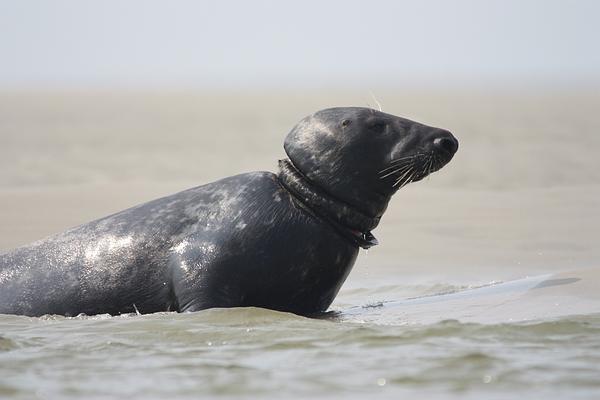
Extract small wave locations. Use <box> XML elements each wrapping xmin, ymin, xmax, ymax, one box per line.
<box><xmin>0</xmin><ymin>336</ymin><xmax>18</xmax><ymax>351</ymax></box>
<box><xmin>187</xmin><ymin>306</ymin><xmax>308</xmax><ymax>325</ymax></box>
<box><xmin>340</xmin><ymin>282</ymin><xmax>479</xmax><ymax>298</ymax></box>
<box><xmin>334</xmin><ymin>281</ymin><xmax>504</xmax><ymax>314</ymax></box>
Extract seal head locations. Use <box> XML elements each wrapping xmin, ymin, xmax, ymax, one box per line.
<box><xmin>283</xmin><ymin>107</ymin><xmax>458</xmax><ymax>228</ymax></box>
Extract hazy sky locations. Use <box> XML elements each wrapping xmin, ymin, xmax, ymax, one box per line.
<box><xmin>1</xmin><ymin>0</ymin><xmax>598</xmax><ymax>89</ymax></box>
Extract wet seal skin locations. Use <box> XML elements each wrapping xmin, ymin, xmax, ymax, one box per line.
<box><xmin>0</xmin><ymin>107</ymin><xmax>458</xmax><ymax>317</ymax></box>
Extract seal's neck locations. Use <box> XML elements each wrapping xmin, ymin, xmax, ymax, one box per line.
<box><xmin>277</xmin><ymin>159</ymin><xmax>379</xmax><ymax>249</ymax></box>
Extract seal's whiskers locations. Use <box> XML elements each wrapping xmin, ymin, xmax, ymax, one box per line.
<box><xmin>378</xmin><ymin>160</ymin><xmax>412</xmax><ymax>174</ymax></box>
<box><xmin>379</xmin><ymin>164</ymin><xmax>413</xmax><ymax>179</ymax></box>
<box><xmin>393</xmin><ymin>166</ymin><xmax>415</xmax><ymax>187</ymax></box>
<box><xmin>426</xmin><ymin>157</ymin><xmax>434</xmax><ymax>179</ymax></box>
<box><xmin>381</xmin><ymin>151</ymin><xmax>439</xmax><ymax>187</ymax></box>
<box><xmin>389</xmin><ymin>151</ymin><xmax>438</xmax><ymax>188</ymax></box>
<box><xmin>383</xmin><ymin>155</ymin><xmax>415</xmax><ymax>167</ymax></box>
<box><xmin>378</xmin><ymin>154</ymin><xmax>423</xmax><ymax>175</ymax></box>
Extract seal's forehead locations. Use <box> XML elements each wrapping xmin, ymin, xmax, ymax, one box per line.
<box><xmin>291</xmin><ymin>108</ymin><xmax>383</xmax><ymax>144</ymax></box>
<box><xmin>313</xmin><ymin>107</ymin><xmax>424</xmax><ymax>130</ymax></box>
<box><xmin>312</xmin><ymin>107</ymin><xmax>404</xmax><ymax>123</ymax></box>
<box><xmin>313</xmin><ymin>107</ymin><xmax>375</xmax><ymax>120</ymax></box>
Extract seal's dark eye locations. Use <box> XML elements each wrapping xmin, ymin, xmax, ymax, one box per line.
<box><xmin>368</xmin><ymin>120</ymin><xmax>386</xmax><ymax>133</ymax></box>
<box><xmin>341</xmin><ymin>119</ymin><xmax>351</xmax><ymax>127</ymax></box>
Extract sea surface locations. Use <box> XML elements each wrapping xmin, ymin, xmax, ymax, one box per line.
<box><xmin>1</xmin><ymin>90</ymin><xmax>599</xmax><ymax>399</ymax></box>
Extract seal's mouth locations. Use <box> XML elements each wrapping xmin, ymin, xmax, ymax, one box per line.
<box><xmin>378</xmin><ymin>150</ymin><xmax>453</xmax><ymax>189</ymax></box>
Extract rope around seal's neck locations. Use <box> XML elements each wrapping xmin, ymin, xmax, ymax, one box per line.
<box><xmin>277</xmin><ymin>159</ymin><xmax>379</xmax><ymax>249</ymax></box>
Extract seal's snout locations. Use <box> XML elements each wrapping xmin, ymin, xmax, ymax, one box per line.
<box><xmin>433</xmin><ymin>135</ymin><xmax>459</xmax><ymax>156</ymax></box>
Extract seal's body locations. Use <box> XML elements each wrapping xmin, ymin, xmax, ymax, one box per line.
<box><xmin>0</xmin><ymin>172</ymin><xmax>356</xmax><ymax>316</ymax></box>
<box><xmin>0</xmin><ymin>107</ymin><xmax>458</xmax><ymax>316</ymax></box>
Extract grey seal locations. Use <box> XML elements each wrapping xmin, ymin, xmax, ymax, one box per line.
<box><xmin>0</xmin><ymin>107</ymin><xmax>458</xmax><ymax>316</ymax></box>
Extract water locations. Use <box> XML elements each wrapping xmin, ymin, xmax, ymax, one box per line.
<box><xmin>1</xmin><ymin>90</ymin><xmax>599</xmax><ymax>399</ymax></box>
<box><xmin>2</xmin><ymin>306</ymin><xmax>600</xmax><ymax>399</ymax></box>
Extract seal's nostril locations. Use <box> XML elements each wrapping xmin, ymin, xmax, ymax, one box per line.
<box><xmin>433</xmin><ymin>136</ymin><xmax>458</xmax><ymax>155</ymax></box>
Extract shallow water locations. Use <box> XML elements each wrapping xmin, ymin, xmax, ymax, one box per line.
<box><xmin>1</xmin><ymin>90</ymin><xmax>599</xmax><ymax>398</ymax></box>
<box><xmin>2</xmin><ymin>304</ymin><xmax>600</xmax><ymax>399</ymax></box>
